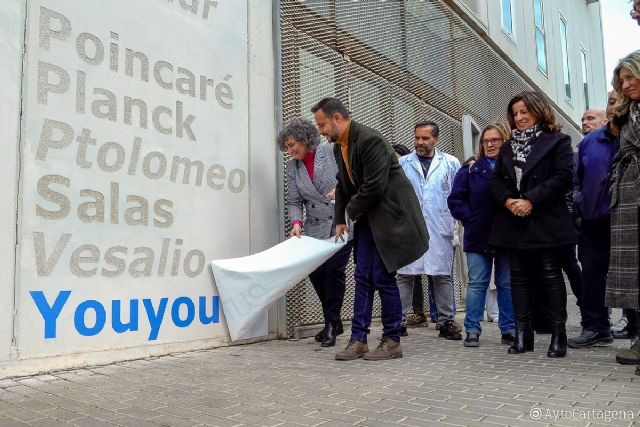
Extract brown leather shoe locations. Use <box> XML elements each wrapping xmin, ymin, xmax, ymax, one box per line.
<box><xmin>406</xmin><ymin>313</ymin><xmax>429</xmax><ymax>328</ymax></box>
<box><xmin>335</xmin><ymin>339</ymin><xmax>368</xmax><ymax>361</ymax></box>
<box><xmin>363</xmin><ymin>336</ymin><xmax>403</xmax><ymax>360</ymax></box>
<box><xmin>616</xmin><ymin>341</ymin><xmax>640</xmax><ymax>365</ymax></box>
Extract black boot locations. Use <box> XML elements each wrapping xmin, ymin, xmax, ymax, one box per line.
<box><xmin>547</xmin><ymin>331</ymin><xmax>567</xmax><ymax>357</ymax></box>
<box><xmin>314</xmin><ymin>327</ymin><xmax>326</xmax><ymax>342</ymax></box>
<box><xmin>321</xmin><ymin>322</ymin><xmax>337</xmax><ymax>347</ymax></box>
<box><xmin>508</xmin><ymin>328</ymin><xmax>534</xmax><ymax>354</ymax></box>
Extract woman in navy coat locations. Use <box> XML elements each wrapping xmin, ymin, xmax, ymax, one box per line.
<box><xmin>489</xmin><ymin>91</ymin><xmax>577</xmax><ymax>357</ymax></box>
<box><xmin>448</xmin><ymin>123</ymin><xmax>515</xmax><ymax>348</ymax></box>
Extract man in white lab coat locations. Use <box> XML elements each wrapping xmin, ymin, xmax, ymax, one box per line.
<box><xmin>398</xmin><ymin>121</ymin><xmax>462</xmax><ymax>340</ymax></box>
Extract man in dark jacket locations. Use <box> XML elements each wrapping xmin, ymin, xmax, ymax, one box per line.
<box><xmin>311</xmin><ymin>98</ymin><xmax>429</xmax><ymax>361</ymax></box>
<box><xmin>569</xmin><ymin>93</ymin><xmax>620</xmax><ymax>348</ymax></box>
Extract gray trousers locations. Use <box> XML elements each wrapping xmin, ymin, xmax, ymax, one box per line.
<box><xmin>397</xmin><ymin>274</ymin><xmax>455</xmax><ymax>324</ymax></box>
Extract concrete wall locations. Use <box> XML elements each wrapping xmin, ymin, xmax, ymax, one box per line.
<box><xmin>0</xmin><ymin>0</ymin><xmax>25</xmax><ymax>364</ymax></box>
<box><xmin>0</xmin><ymin>0</ymin><xmax>277</xmax><ymax>377</ymax></box>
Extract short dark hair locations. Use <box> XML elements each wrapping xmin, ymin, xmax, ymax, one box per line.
<box><xmin>392</xmin><ymin>144</ymin><xmax>411</xmax><ymax>156</ymax></box>
<box><xmin>310</xmin><ymin>97</ymin><xmax>350</xmax><ymax>118</ymax></box>
<box><xmin>276</xmin><ymin>118</ymin><xmax>321</xmax><ymax>152</ymax></box>
<box><xmin>507</xmin><ymin>91</ymin><xmax>561</xmax><ymax>133</ymax></box>
<box><xmin>414</xmin><ymin>121</ymin><xmax>439</xmax><ymax>137</ymax></box>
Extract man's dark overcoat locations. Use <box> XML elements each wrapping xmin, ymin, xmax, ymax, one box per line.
<box><xmin>334</xmin><ymin>121</ymin><xmax>429</xmax><ymax>273</ymax></box>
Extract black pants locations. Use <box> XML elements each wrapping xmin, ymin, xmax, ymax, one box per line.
<box><xmin>508</xmin><ymin>247</ymin><xmax>568</xmax><ymax>333</ymax></box>
<box><xmin>623</xmin><ymin>309</ymin><xmax>639</xmax><ymax>336</ymax></box>
<box><xmin>578</xmin><ymin>218</ymin><xmax>611</xmax><ymax>332</ymax></box>
<box><xmin>309</xmin><ymin>240</ymin><xmax>353</xmax><ymax>324</ymax></box>
<box><xmin>412</xmin><ymin>276</ymin><xmax>424</xmax><ymax>315</ymax></box>
<box><xmin>562</xmin><ymin>245</ymin><xmax>582</xmax><ymax>306</ymax></box>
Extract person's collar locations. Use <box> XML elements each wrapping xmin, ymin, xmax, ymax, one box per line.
<box><xmin>302</xmin><ymin>149</ymin><xmax>315</xmax><ymax>163</ymax></box>
<box><xmin>336</xmin><ymin>121</ymin><xmax>351</xmax><ymax>146</ymax></box>
<box><xmin>605</xmin><ymin>121</ymin><xmax>619</xmax><ymax>138</ymax></box>
<box><xmin>416</xmin><ymin>148</ymin><xmax>437</xmax><ymax>159</ymax></box>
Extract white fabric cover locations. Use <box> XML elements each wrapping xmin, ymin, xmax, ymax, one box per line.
<box><xmin>211</xmin><ymin>236</ymin><xmax>347</xmax><ymax>341</ymax></box>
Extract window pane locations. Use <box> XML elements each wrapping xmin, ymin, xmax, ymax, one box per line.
<box><xmin>502</xmin><ymin>0</ymin><xmax>513</xmax><ymax>35</ymax></box>
<box><xmin>560</xmin><ymin>18</ymin><xmax>571</xmax><ymax>99</ymax></box>
<box><xmin>536</xmin><ymin>29</ymin><xmax>547</xmax><ymax>74</ymax></box>
<box><xmin>534</xmin><ymin>0</ymin><xmax>543</xmax><ymax>27</ymax></box>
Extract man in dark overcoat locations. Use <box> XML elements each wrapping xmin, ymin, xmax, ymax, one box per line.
<box><xmin>311</xmin><ymin>98</ymin><xmax>428</xmax><ymax>361</ymax></box>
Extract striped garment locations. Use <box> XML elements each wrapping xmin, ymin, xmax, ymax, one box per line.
<box><xmin>607</xmin><ymin>115</ymin><xmax>640</xmax><ymax>310</ymax></box>
<box><xmin>286</xmin><ymin>142</ymin><xmax>339</xmax><ymax>239</ymax></box>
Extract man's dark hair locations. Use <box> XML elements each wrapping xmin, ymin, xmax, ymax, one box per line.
<box><xmin>414</xmin><ymin>121</ymin><xmax>439</xmax><ymax>137</ymax></box>
<box><xmin>311</xmin><ymin>97</ymin><xmax>350</xmax><ymax>118</ymax></box>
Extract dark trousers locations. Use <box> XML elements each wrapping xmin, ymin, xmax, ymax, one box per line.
<box><xmin>351</xmin><ymin>217</ymin><xmax>402</xmax><ymax>343</ymax></box>
<box><xmin>534</xmin><ymin>245</ymin><xmax>582</xmax><ymax>331</ymax></box>
<box><xmin>562</xmin><ymin>245</ymin><xmax>582</xmax><ymax>307</ymax></box>
<box><xmin>624</xmin><ymin>309</ymin><xmax>639</xmax><ymax>336</ymax></box>
<box><xmin>309</xmin><ymin>240</ymin><xmax>353</xmax><ymax>324</ymax></box>
<box><xmin>412</xmin><ymin>276</ymin><xmax>424</xmax><ymax>315</ymax></box>
<box><xmin>508</xmin><ymin>248</ymin><xmax>568</xmax><ymax>333</ymax></box>
<box><xmin>577</xmin><ymin>218</ymin><xmax>611</xmax><ymax>333</ymax></box>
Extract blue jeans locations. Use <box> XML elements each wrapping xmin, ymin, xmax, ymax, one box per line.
<box><xmin>351</xmin><ymin>217</ymin><xmax>402</xmax><ymax>343</ymax></box>
<box><xmin>464</xmin><ymin>251</ymin><xmax>514</xmax><ymax>335</ymax></box>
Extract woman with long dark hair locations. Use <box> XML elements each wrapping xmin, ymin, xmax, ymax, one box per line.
<box><xmin>489</xmin><ymin>91</ymin><xmax>577</xmax><ymax>357</ymax></box>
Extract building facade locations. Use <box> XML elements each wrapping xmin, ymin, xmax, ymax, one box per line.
<box><xmin>0</xmin><ymin>0</ymin><xmax>605</xmax><ymax>374</ymax></box>
<box><xmin>280</xmin><ymin>0</ymin><xmax>607</xmax><ymax>336</ymax></box>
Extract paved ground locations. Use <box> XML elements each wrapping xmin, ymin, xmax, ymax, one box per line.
<box><xmin>0</xmin><ymin>304</ymin><xmax>638</xmax><ymax>427</ymax></box>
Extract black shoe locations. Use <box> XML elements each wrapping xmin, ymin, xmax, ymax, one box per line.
<box><xmin>508</xmin><ymin>329</ymin><xmax>534</xmax><ymax>354</ymax></box>
<box><xmin>314</xmin><ymin>328</ymin><xmax>325</xmax><ymax>342</ymax></box>
<box><xmin>464</xmin><ymin>332</ymin><xmax>479</xmax><ymax>347</ymax></box>
<box><xmin>438</xmin><ymin>321</ymin><xmax>462</xmax><ymax>340</ymax></box>
<box><xmin>321</xmin><ymin>322</ymin><xmax>337</xmax><ymax>347</ymax></box>
<box><xmin>400</xmin><ymin>326</ymin><xmax>408</xmax><ymax>337</ymax></box>
<box><xmin>548</xmin><ymin>332</ymin><xmax>567</xmax><ymax>357</ymax></box>
<box><xmin>501</xmin><ymin>333</ymin><xmax>516</xmax><ymax>345</ymax></box>
<box><xmin>567</xmin><ymin>330</ymin><xmax>613</xmax><ymax>348</ymax></box>
<box><xmin>612</xmin><ymin>327</ymin><xmax>631</xmax><ymax>340</ymax></box>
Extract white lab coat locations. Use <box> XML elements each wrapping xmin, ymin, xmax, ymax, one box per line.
<box><xmin>398</xmin><ymin>149</ymin><xmax>461</xmax><ymax>276</ymax></box>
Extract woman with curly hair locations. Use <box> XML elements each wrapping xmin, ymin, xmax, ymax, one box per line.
<box><xmin>277</xmin><ymin>118</ymin><xmax>353</xmax><ymax>348</ymax></box>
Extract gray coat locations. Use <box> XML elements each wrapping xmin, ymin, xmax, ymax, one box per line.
<box><xmin>607</xmin><ymin>116</ymin><xmax>640</xmax><ymax>310</ymax></box>
<box><xmin>286</xmin><ymin>143</ymin><xmax>338</xmax><ymax>239</ymax></box>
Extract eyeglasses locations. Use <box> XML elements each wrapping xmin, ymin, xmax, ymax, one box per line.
<box><xmin>481</xmin><ymin>138</ymin><xmax>503</xmax><ymax>146</ymax></box>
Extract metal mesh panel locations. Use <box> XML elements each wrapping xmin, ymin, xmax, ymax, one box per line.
<box><xmin>280</xmin><ymin>0</ymin><xmax>582</xmax><ymax>337</ymax></box>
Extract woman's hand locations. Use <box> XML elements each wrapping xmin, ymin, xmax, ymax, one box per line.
<box><xmin>325</xmin><ymin>188</ymin><xmax>336</xmax><ymax>200</ymax></box>
<box><xmin>290</xmin><ymin>223</ymin><xmax>303</xmax><ymax>238</ymax></box>
<box><xmin>505</xmin><ymin>198</ymin><xmax>518</xmax><ymax>211</ymax></box>
<box><xmin>509</xmin><ymin>199</ymin><xmax>533</xmax><ymax>217</ymax></box>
